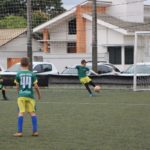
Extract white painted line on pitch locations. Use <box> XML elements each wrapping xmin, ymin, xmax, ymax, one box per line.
<box><xmin>37</xmin><ymin>101</ymin><xmax>150</xmax><ymax>106</ymax></box>
<box><xmin>1</xmin><ymin>100</ymin><xmax>150</xmax><ymax>106</ymax></box>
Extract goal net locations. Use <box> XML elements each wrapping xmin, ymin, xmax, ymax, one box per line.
<box><xmin>133</xmin><ymin>31</ymin><xmax>150</xmax><ymax>91</ymax></box>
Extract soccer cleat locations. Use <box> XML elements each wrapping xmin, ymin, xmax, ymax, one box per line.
<box><xmin>13</xmin><ymin>132</ymin><xmax>23</xmax><ymax>137</ymax></box>
<box><xmin>32</xmin><ymin>132</ymin><xmax>39</xmax><ymax>136</ymax></box>
<box><xmin>4</xmin><ymin>97</ymin><xmax>8</xmax><ymax>100</ymax></box>
<box><xmin>89</xmin><ymin>94</ymin><xmax>94</xmax><ymax>97</ymax></box>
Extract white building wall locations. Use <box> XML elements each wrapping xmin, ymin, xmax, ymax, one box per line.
<box><xmin>50</xmin><ymin>42</ymin><xmax>67</xmax><ymax>53</ymax></box>
<box><xmin>33</xmin><ymin>52</ymin><xmax>107</xmax><ymax>72</ymax></box>
<box><xmin>144</xmin><ymin>6</ymin><xmax>150</xmax><ymax>18</ymax></box>
<box><xmin>0</xmin><ymin>34</ymin><xmax>40</xmax><ymax>52</ymax></box>
<box><xmin>86</xmin><ymin>20</ymin><xmax>124</xmax><ymax>52</ymax></box>
<box><xmin>49</xmin><ymin>20</ymin><xmax>76</xmax><ymax>53</ymax></box>
<box><xmin>107</xmin><ymin>0</ymin><xmax>144</xmax><ymax>23</ymax></box>
<box><xmin>0</xmin><ymin>34</ymin><xmax>41</xmax><ymax>69</ymax></box>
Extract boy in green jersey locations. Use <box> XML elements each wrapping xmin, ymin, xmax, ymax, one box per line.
<box><xmin>0</xmin><ymin>76</ymin><xmax>8</xmax><ymax>100</ymax></box>
<box><xmin>14</xmin><ymin>57</ymin><xmax>41</xmax><ymax>137</ymax></box>
<box><xmin>76</xmin><ymin>59</ymin><xmax>96</xmax><ymax>96</ymax></box>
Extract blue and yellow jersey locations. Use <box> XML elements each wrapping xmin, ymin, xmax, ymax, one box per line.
<box><xmin>15</xmin><ymin>70</ymin><xmax>37</xmax><ymax>98</ymax></box>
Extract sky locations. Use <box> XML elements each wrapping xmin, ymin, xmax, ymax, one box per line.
<box><xmin>62</xmin><ymin>0</ymin><xmax>150</xmax><ymax>10</ymax></box>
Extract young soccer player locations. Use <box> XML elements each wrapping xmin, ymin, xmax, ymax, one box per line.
<box><xmin>0</xmin><ymin>75</ymin><xmax>8</xmax><ymax>100</ymax></box>
<box><xmin>14</xmin><ymin>57</ymin><xmax>41</xmax><ymax>137</ymax></box>
<box><xmin>76</xmin><ymin>59</ymin><xmax>96</xmax><ymax>96</ymax></box>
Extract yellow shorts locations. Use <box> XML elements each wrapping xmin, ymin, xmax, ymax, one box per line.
<box><xmin>17</xmin><ymin>97</ymin><xmax>36</xmax><ymax>113</ymax></box>
<box><xmin>80</xmin><ymin>76</ymin><xmax>91</xmax><ymax>84</ymax></box>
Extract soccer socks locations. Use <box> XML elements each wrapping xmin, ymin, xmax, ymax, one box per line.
<box><xmin>84</xmin><ymin>83</ymin><xmax>92</xmax><ymax>94</ymax></box>
<box><xmin>2</xmin><ymin>90</ymin><xmax>7</xmax><ymax>100</ymax></box>
<box><xmin>89</xmin><ymin>81</ymin><xmax>96</xmax><ymax>87</ymax></box>
<box><xmin>31</xmin><ymin>116</ymin><xmax>38</xmax><ymax>133</ymax></box>
<box><xmin>18</xmin><ymin>116</ymin><xmax>23</xmax><ymax>133</ymax></box>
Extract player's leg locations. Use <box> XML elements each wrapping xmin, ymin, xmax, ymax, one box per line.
<box><xmin>2</xmin><ymin>87</ymin><xmax>8</xmax><ymax>100</ymax></box>
<box><xmin>14</xmin><ymin>98</ymin><xmax>26</xmax><ymax>137</ymax></box>
<box><xmin>89</xmin><ymin>80</ymin><xmax>96</xmax><ymax>87</ymax></box>
<box><xmin>81</xmin><ymin>77</ymin><xmax>94</xmax><ymax>96</ymax></box>
<box><xmin>27</xmin><ymin>99</ymin><xmax>38</xmax><ymax>136</ymax></box>
<box><xmin>84</xmin><ymin>83</ymin><xmax>93</xmax><ymax>95</ymax></box>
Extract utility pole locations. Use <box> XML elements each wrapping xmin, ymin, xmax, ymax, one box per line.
<box><xmin>27</xmin><ymin>0</ymin><xmax>33</xmax><ymax>71</ymax></box>
<box><xmin>92</xmin><ymin>0</ymin><xmax>98</xmax><ymax>72</ymax></box>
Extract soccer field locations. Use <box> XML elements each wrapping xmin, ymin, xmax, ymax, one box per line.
<box><xmin>0</xmin><ymin>87</ymin><xmax>150</xmax><ymax>150</ymax></box>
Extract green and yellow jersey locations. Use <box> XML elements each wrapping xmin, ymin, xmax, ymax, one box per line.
<box><xmin>76</xmin><ymin>65</ymin><xmax>89</xmax><ymax>79</ymax></box>
<box><xmin>15</xmin><ymin>70</ymin><xmax>37</xmax><ymax>98</ymax></box>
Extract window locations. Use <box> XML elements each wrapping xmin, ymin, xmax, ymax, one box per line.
<box><xmin>68</xmin><ymin>18</ymin><xmax>76</xmax><ymax>35</ymax></box>
<box><xmin>125</xmin><ymin>46</ymin><xmax>134</xmax><ymax>64</ymax></box>
<box><xmin>97</xmin><ymin>65</ymin><xmax>112</xmax><ymax>74</ymax></box>
<box><xmin>108</xmin><ymin>47</ymin><xmax>121</xmax><ymax>64</ymax></box>
<box><xmin>33</xmin><ymin>65</ymin><xmax>42</xmax><ymax>73</ymax></box>
<box><xmin>42</xmin><ymin>64</ymin><xmax>52</xmax><ymax>72</ymax></box>
<box><xmin>67</xmin><ymin>43</ymin><xmax>76</xmax><ymax>53</ymax></box>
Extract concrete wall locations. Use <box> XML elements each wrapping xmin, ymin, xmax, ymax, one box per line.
<box><xmin>0</xmin><ymin>33</ymin><xmax>41</xmax><ymax>69</ymax></box>
<box><xmin>33</xmin><ymin>52</ymin><xmax>108</xmax><ymax>72</ymax></box>
<box><xmin>86</xmin><ymin>20</ymin><xmax>124</xmax><ymax>53</ymax></box>
<box><xmin>144</xmin><ymin>5</ymin><xmax>150</xmax><ymax>18</ymax></box>
<box><xmin>0</xmin><ymin>51</ymin><xmax>26</xmax><ymax>69</ymax></box>
<box><xmin>0</xmin><ymin>33</ymin><xmax>41</xmax><ymax>52</ymax></box>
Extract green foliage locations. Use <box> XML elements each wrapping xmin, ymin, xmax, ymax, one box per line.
<box><xmin>0</xmin><ymin>0</ymin><xmax>65</xmax><ymax>18</ymax></box>
<box><xmin>32</xmin><ymin>11</ymin><xmax>49</xmax><ymax>28</ymax></box>
<box><xmin>0</xmin><ymin>16</ymin><xmax>27</xmax><ymax>28</ymax></box>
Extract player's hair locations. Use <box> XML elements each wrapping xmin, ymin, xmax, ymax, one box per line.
<box><xmin>81</xmin><ymin>59</ymin><xmax>87</xmax><ymax>64</ymax></box>
<box><xmin>21</xmin><ymin>57</ymin><xmax>29</xmax><ymax>67</ymax></box>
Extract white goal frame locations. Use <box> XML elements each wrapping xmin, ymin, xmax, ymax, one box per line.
<box><xmin>133</xmin><ymin>31</ymin><xmax>150</xmax><ymax>91</ymax></box>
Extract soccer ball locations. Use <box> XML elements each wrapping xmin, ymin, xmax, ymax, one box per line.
<box><xmin>94</xmin><ymin>85</ymin><xmax>101</xmax><ymax>92</ymax></box>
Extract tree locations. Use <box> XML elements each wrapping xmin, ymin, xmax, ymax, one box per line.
<box><xmin>0</xmin><ymin>15</ymin><xmax>27</xmax><ymax>28</ymax></box>
<box><xmin>0</xmin><ymin>0</ymin><xmax>26</xmax><ymax>18</ymax></box>
<box><xmin>32</xmin><ymin>11</ymin><xmax>49</xmax><ymax>28</ymax></box>
<box><xmin>0</xmin><ymin>0</ymin><xmax>65</xmax><ymax>19</ymax></box>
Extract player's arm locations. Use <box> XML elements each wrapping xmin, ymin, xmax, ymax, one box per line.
<box><xmin>14</xmin><ymin>74</ymin><xmax>19</xmax><ymax>92</ymax></box>
<box><xmin>89</xmin><ymin>69</ymin><xmax>98</xmax><ymax>75</ymax></box>
<box><xmin>33</xmin><ymin>73</ymin><xmax>41</xmax><ymax>100</ymax></box>
<box><xmin>34</xmin><ymin>83</ymin><xmax>41</xmax><ymax>100</ymax></box>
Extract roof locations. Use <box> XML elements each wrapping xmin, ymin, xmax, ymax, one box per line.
<box><xmin>0</xmin><ymin>28</ymin><xmax>26</xmax><ymax>47</ymax></box>
<box><xmin>33</xmin><ymin>0</ymin><xmax>112</xmax><ymax>33</ymax></box>
<box><xmin>33</xmin><ymin>0</ymin><xmax>150</xmax><ymax>35</ymax></box>
<box><xmin>33</xmin><ymin>8</ymin><xmax>76</xmax><ymax>33</ymax></box>
<box><xmin>83</xmin><ymin>13</ymin><xmax>150</xmax><ymax>34</ymax></box>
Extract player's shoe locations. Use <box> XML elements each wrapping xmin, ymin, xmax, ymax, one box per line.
<box><xmin>13</xmin><ymin>132</ymin><xmax>23</xmax><ymax>137</ymax></box>
<box><xmin>89</xmin><ymin>94</ymin><xmax>94</xmax><ymax>97</ymax></box>
<box><xmin>32</xmin><ymin>132</ymin><xmax>39</xmax><ymax>136</ymax></box>
<box><xmin>4</xmin><ymin>97</ymin><xmax>8</xmax><ymax>100</ymax></box>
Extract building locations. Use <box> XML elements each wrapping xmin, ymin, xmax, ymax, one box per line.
<box><xmin>33</xmin><ymin>0</ymin><xmax>150</xmax><ymax>72</ymax></box>
<box><xmin>0</xmin><ymin>28</ymin><xmax>41</xmax><ymax>69</ymax></box>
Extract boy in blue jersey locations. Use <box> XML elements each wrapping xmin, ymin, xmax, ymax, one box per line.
<box><xmin>76</xmin><ymin>59</ymin><xmax>96</xmax><ymax>96</ymax></box>
<box><xmin>14</xmin><ymin>57</ymin><xmax>41</xmax><ymax>137</ymax></box>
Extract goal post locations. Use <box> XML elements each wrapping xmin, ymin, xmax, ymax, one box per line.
<box><xmin>133</xmin><ymin>31</ymin><xmax>150</xmax><ymax>91</ymax></box>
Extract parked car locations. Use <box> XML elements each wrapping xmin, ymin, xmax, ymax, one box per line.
<box><xmin>61</xmin><ymin>67</ymin><xmax>98</xmax><ymax>76</ymax></box>
<box><xmin>86</xmin><ymin>62</ymin><xmax>120</xmax><ymax>75</ymax></box>
<box><xmin>121</xmin><ymin>63</ymin><xmax>150</xmax><ymax>76</ymax></box>
<box><xmin>0</xmin><ymin>62</ymin><xmax>58</xmax><ymax>75</ymax></box>
<box><xmin>61</xmin><ymin>63</ymin><xmax>120</xmax><ymax>76</ymax></box>
<box><xmin>0</xmin><ymin>62</ymin><xmax>58</xmax><ymax>86</ymax></box>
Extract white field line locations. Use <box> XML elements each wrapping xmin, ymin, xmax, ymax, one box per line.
<box><xmin>1</xmin><ymin>101</ymin><xmax>150</xmax><ymax>106</ymax></box>
<box><xmin>38</xmin><ymin>101</ymin><xmax>150</xmax><ymax>106</ymax></box>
